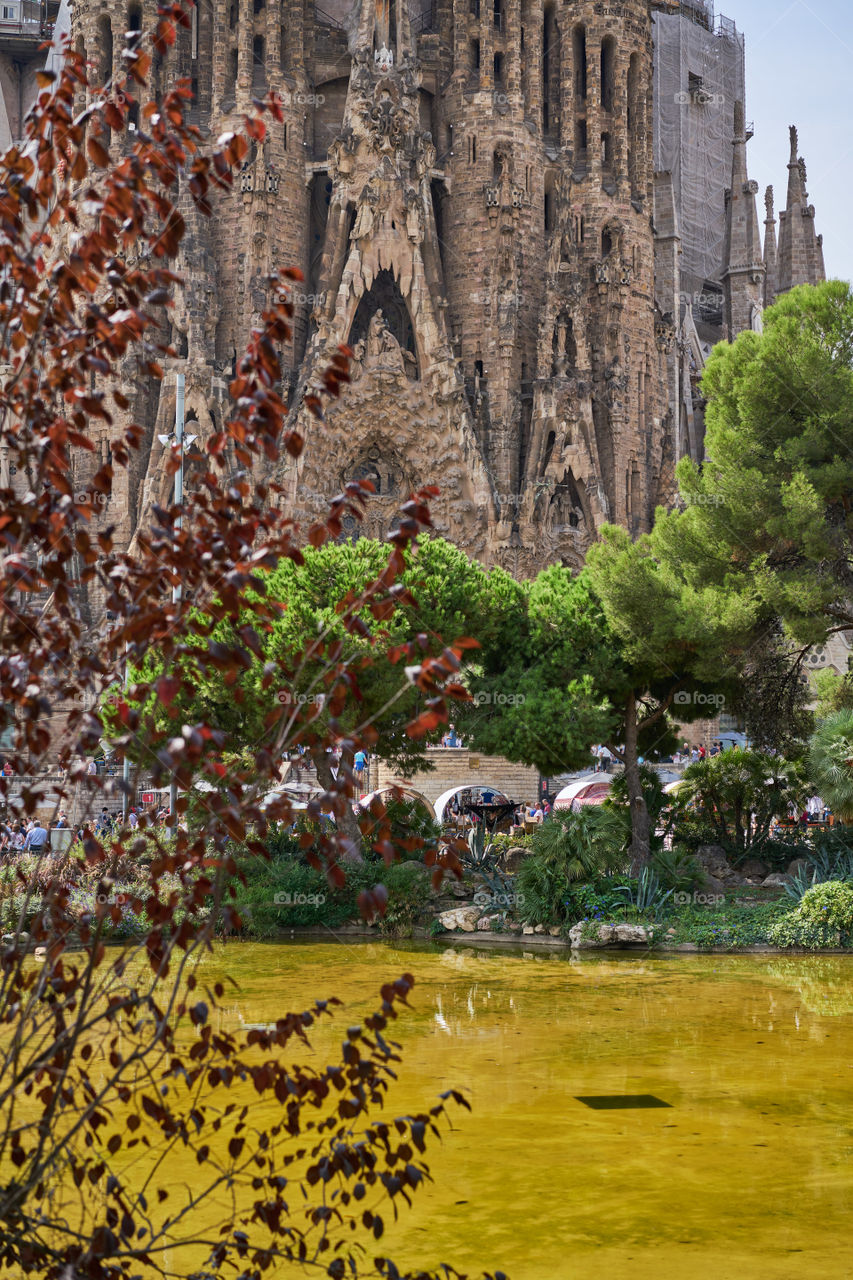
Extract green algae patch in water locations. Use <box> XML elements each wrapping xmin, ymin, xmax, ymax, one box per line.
<box><xmin>135</xmin><ymin>942</ymin><xmax>853</xmax><ymax>1279</ymax></box>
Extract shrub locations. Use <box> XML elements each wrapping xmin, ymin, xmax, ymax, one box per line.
<box><xmin>612</xmin><ymin>867</ymin><xmax>672</xmax><ymax>918</ymax></box>
<box><xmin>650</xmin><ymin>847</ymin><xmax>703</xmax><ymax>892</ymax></box>
<box><xmin>797</xmin><ymin>880</ymin><xmax>853</xmax><ymax>931</ymax></box>
<box><xmin>375</xmin><ymin>862</ymin><xmax>432</xmax><ymax>936</ymax></box>
<box><xmin>516</xmin><ymin>809</ymin><xmax>628</xmax><ymax>926</ymax></box>
<box><xmin>487</xmin><ymin>832</ymin><xmax>534</xmax><ymax>857</ymax></box>
<box><xmin>769</xmin><ymin>880</ymin><xmax>853</xmax><ymax>950</ymax></box>
<box><xmin>230</xmin><ymin>854</ymin><xmax>433</xmax><ymax>937</ymax></box>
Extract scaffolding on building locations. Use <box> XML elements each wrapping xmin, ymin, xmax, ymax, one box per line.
<box><xmin>653</xmin><ymin>3</ymin><xmax>746</xmax><ymax>303</ymax></box>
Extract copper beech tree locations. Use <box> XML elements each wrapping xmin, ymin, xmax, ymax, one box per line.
<box><xmin>0</xmin><ymin>7</ymin><xmax>498</xmax><ymax>1278</ymax></box>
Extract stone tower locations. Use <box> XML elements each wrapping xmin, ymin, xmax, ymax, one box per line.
<box><xmin>51</xmin><ymin>1</ymin><xmax>825</xmax><ymax>596</ymax></box>
<box><xmin>774</xmin><ymin>125</ymin><xmax>826</xmax><ymax>295</ymax></box>
<box><xmin>721</xmin><ymin>100</ymin><xmax>765</xmax><ymax>336</ymax></box>
<box><xmin>281</xmin><ymin>0</ymin><xmax>669</xmax><ymax>573</ymax></box>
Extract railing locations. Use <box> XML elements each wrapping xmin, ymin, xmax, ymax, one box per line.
<box><xmin>0</xmin><ymin>17</ymin><xmax>54</xmax><ymax>39</ymax></box>
<box><xmin>315</xmin><ymin>3</ymin><xmax>346</xmax><ymax>30</ymax></box>
<box><xmin>411</xmin><ymin>3</ymin><xmax>437</xmax><ymax>36</ymax></box>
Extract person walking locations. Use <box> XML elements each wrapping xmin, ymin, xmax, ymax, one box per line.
<box><xmin>353</xmin><ymin>748</ymin><xmax>368</xmax><ymax>790</ymax></box>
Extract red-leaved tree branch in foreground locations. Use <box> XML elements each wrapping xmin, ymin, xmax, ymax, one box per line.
<box><xmin>0</xmin><ymin>6</ymin><xmax>496</xmax><ymax>1278</ymax></box>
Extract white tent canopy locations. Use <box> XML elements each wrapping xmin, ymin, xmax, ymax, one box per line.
<box><xmin>433</xmin><ymin>784</ymin><xmax>513</xmax><ymax>824</ymax></box>
<box><xmin>553</xmin><ymin>775</ymin><xmax>613</xmax><ymax>810</ymax></box>
<box><xmin>356</xmin><ymin>787</ymin><xmax>436</xmax><ymax>819</ymax></box>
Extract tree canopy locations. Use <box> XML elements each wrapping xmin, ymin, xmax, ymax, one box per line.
<box><xmin>651</xmin><ymin>280</ymin><xmax>853</xmax><ymax>647</ymax></box>
<box><xmin>133</xmin><ymin>535</ymin><xmax>504</xmax><ymax>778</ymax></box>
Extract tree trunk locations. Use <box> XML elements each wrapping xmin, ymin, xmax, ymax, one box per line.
<box><xmin>622</xmin><ymin>690</ymin><xmax>651</xmax><ymax>873</ymax></box>
<box><xmin>312</xmin><ymin>748</ymin><xmax>364</xmax><ymax>864</ymax></box>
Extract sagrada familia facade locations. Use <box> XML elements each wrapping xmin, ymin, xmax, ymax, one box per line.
<box><xmin>34</xmin><ymin>0</ymin><xmax>825</xmax><ymax>586</ymax></box>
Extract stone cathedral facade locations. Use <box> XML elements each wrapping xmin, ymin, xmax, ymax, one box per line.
<box><xmin>61</xmin><ymin>0</ymin><xmax>824</xmax><ymax>586</ymax></box>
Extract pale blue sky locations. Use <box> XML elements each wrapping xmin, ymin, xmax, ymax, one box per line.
<box><xmin>733</xmin><ymin>0</ymin><xmax>853</xmax><ymax>282</ymax></box>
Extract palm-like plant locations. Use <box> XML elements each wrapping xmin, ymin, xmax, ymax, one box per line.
<box><xmin>809</xmin><ymin>710</ymin><xmax>853</xmax><ymax>822</ymax></box>
<box><xmin>677</xmin><ymin>750</ymin><xmax>804</xmax><ymax>859</ymax></box>
<box><xmin>516</xmin><ymin>808</ymin><xmax>628</xmax><ymax>925</ymax></box>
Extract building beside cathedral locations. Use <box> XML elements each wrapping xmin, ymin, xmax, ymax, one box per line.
<box><xmin>1</xmin><ymin>0</ymin><xmax>825</xmax><ymax>591</ymax></box>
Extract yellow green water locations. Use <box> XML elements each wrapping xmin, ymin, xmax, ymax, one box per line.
<box><xmin>159</xmin><ymin>942</ymin><xmax>853</xmax><ymax>1277</ymax></box>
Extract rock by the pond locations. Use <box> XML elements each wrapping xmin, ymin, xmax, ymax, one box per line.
<box><xmin>787</xmin><ymin>857</ymin><xmax>811</xmax><ymax>878</ymax></box>
<box><xmin>502</xmin><ymin>846</ymin><xmax>528</xmax><ymax>874</ymax></box>
<box><xmin>548</xmin><ymin>926</ymin><xmax>562</xmax><ymax>937</ymax></box>
<box><xmin>534</xmin><ymin>924</ymin><xmax>545</xmax><ymax>934</ymax></box>
<box><xmin>569</xmin><ymin>922</ymin><xmax>649</xmax><ymax>949</ymax></box>
<box><xmin>476</xmin><ymin>914</ymin><xmax>501</xmax><ymax>931</ymax></box>
<box><xmin>522</xmin><ymin>925</ymin><xmax>535</xmax><ymax>935</ymax></box>
<box><xmin>741</xmin><ymin>858</ymin><xmax>771</xmax><ymax>880</ymax></box>
<box><xmin>437</xmin><ymin>905</ymin><xmax>481</xmax><ymax>932</ymax></box>
<box><xmin>696</xmin><ymin>844</ymin><xmax>744</xmax><ymax>885</ymax></box>
<box><xmin>761</xmin><ymin>873</ymin><xmax>791</xmax><ymax>889</ymax></box>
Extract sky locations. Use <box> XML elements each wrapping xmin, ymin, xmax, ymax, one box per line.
<box><xmin>732</xmin><ymin>0</ymin><xmax>853</xmax><ymax>283</ymax></box>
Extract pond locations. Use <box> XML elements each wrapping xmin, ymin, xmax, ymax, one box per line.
<box><xmin>183</xmin><ymin>941</ymin><xmax>853</xmax><ymax>1278</ymax></box>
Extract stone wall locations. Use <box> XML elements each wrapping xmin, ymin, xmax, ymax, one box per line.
<box><xmin>375</xmin><ymin>746</ymin><xmax>539</xmax><ymax>808</ymax></box>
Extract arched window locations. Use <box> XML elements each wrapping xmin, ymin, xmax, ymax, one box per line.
<box><xmin>544</xmin><ymin>188</ymin><xmax>554</xmax><ymax>233</ymax></box>
<box><xmin>600</xmin><ymin>36</ymin><xmax>615</xmax><ymax>113</ymax></box>
<box><xmin>627</xmin><ymin>52</ymin><xmax>641</xmax><ymax>199</ymax></box>
<box><xmin>253</xmin><ymin>35</ymin><xmax>266</xmax><ymax>90</ymax></box>
<box><xmin>127</xmin><ymin>4</ymin><xmax>142</xmax><ymax>33</ymax></box>
<box><xmin>97</xmin><ymin>17</ymin><xmax>112</xmax><ymax>88</ymax></box>
<box><xmin>572</xmin><ymin>25</ymin><xmax>587</xmax><ymax>101</ymax></box>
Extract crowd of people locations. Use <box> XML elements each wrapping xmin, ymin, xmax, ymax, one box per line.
<box><xmin>0</xmin><ymin>803</ymin><xmax>181</xmax><ymax>854</ymax></box>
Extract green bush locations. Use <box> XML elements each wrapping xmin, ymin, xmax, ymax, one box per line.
<box><xmin>566</xmin><ymin>878</ymin><xmax>633</xmax><ymax>925</ymax></box>
<box><xmin>358</xmin><ymin>796</ymin><xmax>442</xmax><ymax>863</ymax></box>
<box><xmin>516</xmin><ymin>809</ymin><xmax>628</xmax><ymax>926</ymax></box>
<box><xmin>230</xmin><ymin>852</ymin><xmax>432</xmax><ymax>937</ymax></box>
<box><xmin>666</xmin><ymin>897</ymin><xmax>790</xmax><ymax>949</ymax></box>
<box><xmin>375</xmin><ymin>862</ymin><xmax>432</xmax><ymax>936</ymax></box>
<box><xmin>650</xmin><ymin>847</ymin><xmax>703</xmax><ymax>892</ymax></box>
<box><xmin>768</xmin><ymin>880</ymin><xmax>853</xmax><ymax>950</ymax></box>
<box><xmin>487</xmin><ymin>832</ymin><xmax>533</xmax><ymax>857</ymax></box>
<box><xmin>797</xmin><ymin>880</ymin><xmax>853</xmax><ymax>931</ymax></box>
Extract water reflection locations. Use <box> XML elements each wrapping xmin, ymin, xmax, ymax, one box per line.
<box><xmin>186</xmin><ymin>942</ymin><xmax>853</xmax><ymax>1279</ymax></box>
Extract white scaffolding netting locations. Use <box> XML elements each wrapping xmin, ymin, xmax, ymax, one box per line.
<box><xmin>653</xmin><ymin>4</ymin><xmax>746</xmax><ymax>300</ymax></box>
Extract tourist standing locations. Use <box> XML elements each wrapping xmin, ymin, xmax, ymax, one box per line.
<box><xmin>23</xmin><ymin>821</ymin><xmax>49</xmax><ymax>852</ymax></box>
